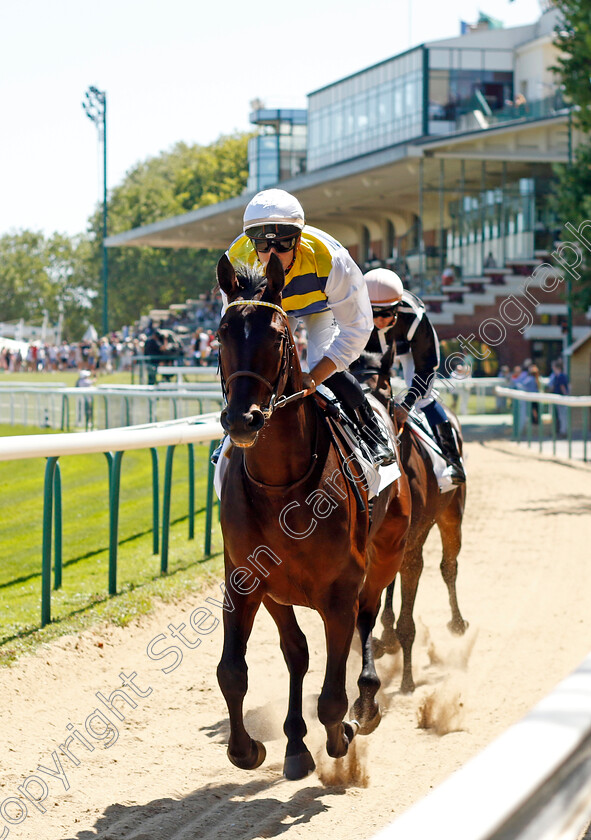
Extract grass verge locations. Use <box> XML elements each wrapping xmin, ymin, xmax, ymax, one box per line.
<box><xmin>0</xmin><ymin>423</ymin><xmax>223</xmax><ymax>665</ymax></box>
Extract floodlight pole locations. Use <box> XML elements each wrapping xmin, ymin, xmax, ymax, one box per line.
<box><xmin>83</xmin><ymin>86</ymin><xmax>109</xmax><ymax>336</ymax></box>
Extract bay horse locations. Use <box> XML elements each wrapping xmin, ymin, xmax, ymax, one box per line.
<box><xmin>351</xmin><ymin>352</ymin><xmax>468</xmax><ymax>694</ymax></box>
<box><xmin>214</xmin><ymin>254</ymin><xmax>411</xmax><ymax>780</ymax></box>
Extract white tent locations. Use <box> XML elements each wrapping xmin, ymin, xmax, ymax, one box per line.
<box><xmin>0</xmin><ymin>336</ymin><xmax>29</xmax><ymax>355</ymax></box>
<box><xmin>82</xmin><ymin>325</ymin><xmax>98</xmax><ymax>342</ymax></box>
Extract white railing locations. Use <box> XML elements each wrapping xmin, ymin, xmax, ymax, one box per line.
<box><xmin>495</xmin><ymin>387</ymin><xmax>591</xmax><ymax>462</ymax></box>
<box><xmin>0</xmin><ymin>384</ymin><xmax>224</xmax><ymax>430</ymax></box>
<box><xmin>372</xmin><ymin>651</ymin><xmax>591</xmax><ymax>840</ymax></box>
<box><xmin>0</xmin><ymin>413</ymin><xmax>224</xmax><ymax>460</ymax></box>
<box><xmin>495</xmin><ymin>387</ymin><xmax>591</xmax><ymax>409</ymax></box>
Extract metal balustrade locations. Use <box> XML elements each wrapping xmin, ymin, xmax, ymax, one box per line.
<box><xmin>0</xmin><ymin>414</ymin><xmax>223</xmax><ymax>627</ymax></box>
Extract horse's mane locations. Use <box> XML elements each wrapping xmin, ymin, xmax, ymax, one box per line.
<box><xmin>232</xmin><ymin>262</ymin><xmax>267</xmax><ymax>298</ymax></box>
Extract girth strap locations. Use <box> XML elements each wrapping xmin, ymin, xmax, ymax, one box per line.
<box><xmin>314</xmin><ymin>395</ymin><xmax>368</xmax><ymax>515</ymax></box>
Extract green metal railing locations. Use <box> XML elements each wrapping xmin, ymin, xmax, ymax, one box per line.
<box><xmin>9</xmin><ymin>418</ymin><xmax>223</xmax><ymax>628</ymax></box>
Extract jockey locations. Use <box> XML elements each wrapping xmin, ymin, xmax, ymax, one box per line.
<box><xmin>362</xmin><ymin>267</ymin><xmax>466</xmax><ymax>485</ymax></box>
<box><xmin>215</xmin><ymin>188</ymin><xmax>395</xmax><ymax>465</ymax></box>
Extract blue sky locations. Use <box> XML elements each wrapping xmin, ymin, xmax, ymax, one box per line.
<box><xmin>0</xmin><ymin>0</ymin><xmax>543</xmax><ymax>238</ymax></box>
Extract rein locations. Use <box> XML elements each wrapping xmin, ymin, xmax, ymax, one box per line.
<box><xmin>220</xmin><ymin>299</ymin><xmax>305</xmax><ymax>418</ymax></box>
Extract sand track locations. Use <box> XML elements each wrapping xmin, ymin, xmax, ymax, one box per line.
<box><xmin>1</xmin><ymin>441</ymin><xmax>590</xmax><ymax>840</ymax></box>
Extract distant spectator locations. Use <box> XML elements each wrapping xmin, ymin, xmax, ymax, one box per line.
<box><xmin>98</xmin><ymin>338</ymin><xmax>113</xmax><ymax>374</ymax></box>
<box><xmin>520</xmin><ymin>363</ymin><xmax>540</xmax><ymax>425</ymax></box>
<box><xmin>484</xmin><ymin>251</ymin><xmax>497</xmax><ymax>268</ymax></box>
<box><xmin>547</xmin><ymin>358</ymin><xmax>569</xmax><ymax>436</ymax></box>
<box><xmin>496</xmin><ymin>364</ymin><xmax>511</xmax><ymax>411</ymax></box>
<box><xmin>198</xmin><ymin>330</ymin><xmax>210</xmax><ymax>365</ymax></box>
<box><xmin>441</xmin><ymin>266</ymin><xmax>455</xmax><ymax>287</ymax></box>
<box><xmin>510</xmin><ymin>365</ymin><xmax>524</xmax><ymax>387</ymax></box>
<box><xmin>76</xmin><ymin>369</ymin><xmax>95</xmax><ymax>428</ymax></box>
<box><xmin>294</xmin><ymin>325</ymin><xmax>308</xmax><ymax>364</ymax></box>
<box><xmin>144</xmin><ymin>330</ymin><xmax>163</xmax><ymax>385</ymax></box>
<box><xmin>515</xmin><ymin>92</ymin><xmax>528</xmax><ymax>116</ymax></box>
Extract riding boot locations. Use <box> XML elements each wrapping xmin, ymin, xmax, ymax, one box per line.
<box><xmin>357</xmin><ymin>399</ymin><xmax>396</xmax><ymax>466</ymax></box>
<box><xmin>435</xmin><ymin>421</ymin><xmax>466</xmax><ymax>485</ymax></box>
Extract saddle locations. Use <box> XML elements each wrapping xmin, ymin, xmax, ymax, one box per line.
<box><xmin>402</xmin><ymin>410</ymin><xmax>457</xmax><ymax>493</ymax></box>
<box><xmin>313</xmin><ymin>390</ymin><xmax>401</xmax><ymax>507</ymax></box>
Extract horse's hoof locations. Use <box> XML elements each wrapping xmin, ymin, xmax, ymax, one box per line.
<box><xmin>227</xmin><ymin>739</ymin><xmax>266</xmax><ymax>770</ymax></box>
<box><xmin>344</xmin><ymin>720</ymin><xmax>359</xmax><ymax>742</ymax></box>
<box><xmin>326</xmin><ymin>721</ymin><xmax>357</xmax><ymax>758</ymax></box>
<box><xmin>447</xmin><ymin>618</ymin><xmax>469</xmax><ymax>635</ymax></box>
<box><xmin>373</xmin><ymin>637</ymin><xmax>386</xmax><ymax>659</ymax></box>
<box><xmin>350</xmin><ymin>701</ymin><xmax>381</xmax><ymax>736</ymax></box>
<box><xmin>379</xmin><ymin>632</ymin><xmax>400</xmax><ymax>655</ymax></box>
<box><xmin>283</xmin><ymin>751</ymin><xmax>316</xmax><ymax>780</ymax></box>
<box><xmin>400</xmin><ymin>677</ymin><xmax>416</xmax><ymax>695</ymax></box>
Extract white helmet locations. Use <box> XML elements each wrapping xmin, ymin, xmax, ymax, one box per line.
<box><xmin>243</xmin><ymin>189</ymin><xmax>305</xmax><ymax>233</ymax></box>
<box><xmin>364</xmin><ymin>268</ymin><xmax>404</xmax><ymax>308</ymax></box>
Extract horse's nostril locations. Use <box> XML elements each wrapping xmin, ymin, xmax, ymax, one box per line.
<box><xmin>247</xmin><ymin>410</ymin><xmax>265</xmax><ymax>432</ymax></box>
<box><xmin>220</xmin><ymin>408</ymin><xmax>230</xmax><ymax>432</ymax></box>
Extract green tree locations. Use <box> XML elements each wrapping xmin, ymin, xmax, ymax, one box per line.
<box><xmin>553</xmin><ymin>0</ymin><xmax>591</xmax><ymax>132</ymax></box>
<box><xmin>552</xmin><ymin>0</ymin><xmax>591</xmax><ymax>309</ymax></box>
<box><xmin>0</xmin><ymin>230</ymin><xmax>92</xmax><ymax>338</ymax></box>
<box><xmin>83</xmin><ymin>132</ymin><xmax>251</xmax><ymax>330</ymax></box>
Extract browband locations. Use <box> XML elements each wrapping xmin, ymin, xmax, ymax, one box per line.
<box><xmin>225</xmin><ymin>299</ymin><xmax>286</xmax><ymax>316</ymax></box>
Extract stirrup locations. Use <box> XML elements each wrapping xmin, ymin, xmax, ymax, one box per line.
<box><xmin>211</xmin><ymin>441</ymin><xmax>224</xmax><ymax>465</ymax></box>
<box><xmin>360</xmin><ymin>430</ymin><xmax>395</xmax><ymax>466</ymax></box>
<box><xmin>447</xmin><ymin>461</ymin><xmax>466</xmax><ymax>485</ymax></box>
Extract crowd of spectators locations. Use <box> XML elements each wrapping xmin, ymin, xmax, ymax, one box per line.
<box><xmin>499</xmin><ymin>356</ymin><xmax>570</xmax><ymax>435</ymax></box>
<box><xmin>0</xmin><ymin>291</ymin><xmax>224</xmax><ymax>377</ymax></box>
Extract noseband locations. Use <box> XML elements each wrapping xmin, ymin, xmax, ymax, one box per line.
<box><xmin>219</xmin><ymin>299</ymin><xmax>304</xmax><ymax>419</ymax></box>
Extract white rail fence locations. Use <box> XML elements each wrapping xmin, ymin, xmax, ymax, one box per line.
<box><xmin>372</xmin><ymin>652</ymin><xmax>591</xmax><ymax>840</ymax></box>
<box><xmin>0</xmin><ymin>384</ymin><xmax>224</xmax><ymax>430</ymax></box>
<box><xmin>495</xmin><ymin>387</ymin><xmax>591</xmax><ymax>462</ymax></box>
<box><xmin>0</xmin><ymin>414</ymin><xmax>223</xmax><ymax>461</ymax></box>
<box><xmin>0</xmin><ymin>376</ymin><xmax>513</xmax><ymax>432</ymax></box>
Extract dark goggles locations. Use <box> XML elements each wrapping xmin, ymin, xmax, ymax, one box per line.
<box><xmin>372</xmin><ymin>305</ymin><xmax>398</xmax><ymax>318</ymax></box>
<box><xmin>249</xmin><ymin>234</ymin><xmax>299</xmax><ymax>254</ymax></box>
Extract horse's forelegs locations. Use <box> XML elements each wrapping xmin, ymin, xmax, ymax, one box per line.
<box><xmin>264</xmin><ymin>598</ymin><xmax>315</xmax><ymax>780</ymax></box>
<box><xmin>319</xmin><ymin>597</ymin><xmax>358</xmax><ymax>759</ymax></box>
<box><xmin>217</xmin><ymin>584</ymin><xmax>265</xmax><ymax>770</ymax></box>
<box><xmin>397</xmin><ymin>548</ymin><xmax>423</xmax><ymax>694</ymax></box>
<box><xmin>437</xmin><ymin>505</ymin><xmax>468</xmax><ymax>635</ymax></box>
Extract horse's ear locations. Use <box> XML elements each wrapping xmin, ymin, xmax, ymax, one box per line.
<box><xmin>217</xmin><ymin>254</ymin><xmax>237</xmax><ymax>297</ymax></box>
<box><xmin>264</xmin><ymin>253</ymin><xmax>285</xmax><ymax>302</ymax></box>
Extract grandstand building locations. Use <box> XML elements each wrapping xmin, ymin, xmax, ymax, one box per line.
<box><xmin>106</xmin><ymin>5</ymin><xmax>590</xmax><ymax>373</ymax></box>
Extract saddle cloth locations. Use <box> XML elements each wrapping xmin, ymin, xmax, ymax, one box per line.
<box><xmin>406</xmin><ymin>411</ymin><xmax>458</xmax><ymax>494</ymax></box>
<box><xmin>315</xmin><ymin>385</ymin><xmax>400</xmax><ymax>501</ymax></box>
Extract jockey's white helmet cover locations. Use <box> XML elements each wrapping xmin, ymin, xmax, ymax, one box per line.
<box><xmin>364</xmin><ymin>268</ymin><xmax>404</xmax><ymax>306</ymax></box>
<box><xmin>243</xmin><ymin>189</ymin><xmax>305</xmax><ymax>232</ymax></box>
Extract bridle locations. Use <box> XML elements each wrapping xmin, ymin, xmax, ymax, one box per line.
<box><xmin>219</xmin><ymin>299</ymin><xmax>306</xmax><ymax>420</ymax></box>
